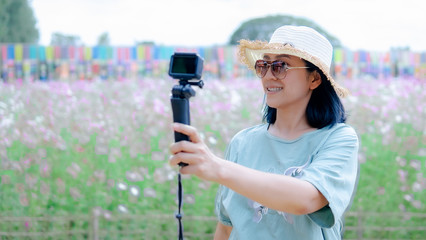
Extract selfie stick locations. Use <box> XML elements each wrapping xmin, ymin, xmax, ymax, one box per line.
<box><xmin>169</xmin><ymin>53</ymin><xmax>204</xmax><ymax>240</ymax></box>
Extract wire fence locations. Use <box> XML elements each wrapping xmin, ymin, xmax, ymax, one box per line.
<box><xmin>1</xmin><ymin>211</ymin><xmax>425</xmax><ymax>239</ymax></box>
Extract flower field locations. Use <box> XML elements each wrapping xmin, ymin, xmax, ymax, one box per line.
<box><xmin>0</xmin><ymin>77</ymin><xmax>425</xmax><ymax>239</ymax></box>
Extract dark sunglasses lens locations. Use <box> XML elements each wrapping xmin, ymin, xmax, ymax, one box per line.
<box><xmin>271</xmin><ymin>61</ymin><xmax>286</xmax><ymax>78</ymax></box>
<box><xmin>255</xmin><ymin>60</ymin><xmax>267</xmax><ymax>78</ymax></box>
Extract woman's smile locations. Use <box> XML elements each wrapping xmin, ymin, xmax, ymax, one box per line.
<box><xmin>267</xmin><ymin>87</ymin><xmax>283</xmax><ymax>93</ymax></box>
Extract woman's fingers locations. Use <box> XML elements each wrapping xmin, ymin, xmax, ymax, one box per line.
<box><xmin>172</xmin><ymin>123</ymin><xmax>202</xmax><ymax>143</ymax></box>
<box><xmin>169</xmin><ymin>123</ymin><xmax>218</xmax><ymax>178</ymax></box>
<box><xmin>170</xmin><ymin>139</ymin><xmax>197</xmax><ymax>155</ymax></box>
<box><xmin>169</xmin><ymin>152</ymin><xmax>197</xmax><ymax>166</ymax></box>
<box><xmin>179</xmin><ymin>164</ymin><xmax>197</xmax><ymax>175</ymax></box>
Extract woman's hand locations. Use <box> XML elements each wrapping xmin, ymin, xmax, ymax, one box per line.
<box><xmin>169</xmin><ymin>123</ymin><xmax>224</xmax><ymax>182</ymax></box>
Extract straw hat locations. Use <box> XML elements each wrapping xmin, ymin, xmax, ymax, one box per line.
<box><xmin>238</xmin><ymin>25</ymin><xmax>348</xmax><ymax>97</ymax></box>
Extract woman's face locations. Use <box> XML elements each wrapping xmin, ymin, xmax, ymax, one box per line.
<box><xmin>261</xmin><ymin>53</ymin><xmax>317</xmax><ymax>111</ymax></box>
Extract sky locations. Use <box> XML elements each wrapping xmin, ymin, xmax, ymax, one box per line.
<box><xmin>31</xmin><ymin>0</ymin><xmax>426</xmax><ymax>52</ymax></box>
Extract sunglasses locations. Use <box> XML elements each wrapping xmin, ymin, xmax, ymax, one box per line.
<box><xmin>254</xmin><ymin>60</ymin><xmax>310</xmax><ymax>79</ymax></box>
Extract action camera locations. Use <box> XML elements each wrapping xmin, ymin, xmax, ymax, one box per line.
<box><xmin>168</xmin><ymin>52</ymin><xmax>203</xmax><ymax>81</ymax></box>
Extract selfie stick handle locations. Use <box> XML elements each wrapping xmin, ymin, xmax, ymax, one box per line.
<box><xmin>171</xmin><ymin>83</ymin><xmax>198</xmax><ymax>167</ymax></box>
<box><xmin>171</xmin><ymin>97</ymin><xmax>190</xmax><ymax>142</ymax></box>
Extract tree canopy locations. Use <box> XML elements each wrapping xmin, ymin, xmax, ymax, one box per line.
<box><xmin>97</xmin><ymin>32</ymin><xmax>111</xmax><ymax>46</ymax></box>
<box><xmin>229</xmin><ymin>15</ymin><xmax>341</xmax><ymax>48</ymax></box>
<box><xmin>0</xmin><ymin>0</ymin><xmax>39</xmax><ymax>43</ymax></box>
<box><xmin>50</xmin><ymin>32</ymin><xmax>81</xmax><ymax>46</ymax></box>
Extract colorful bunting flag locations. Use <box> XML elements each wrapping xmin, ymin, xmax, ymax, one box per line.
<box><xmin>334</xmin><ymin>49</ymin><xmax>344</xmax><ymax>64</ymax></box>
<box><xmin>0</xmin><ymin>43</ymin><xmax>424</xmax><ymax>81</ymax></box>
<box><xmin>38</xmin><ymin>47</ymin><xmax>46</xmax><ymax>61</ymax></box>
<box><xmin>29</xmin><ymin>46</ymin><xmax>37</xmax><ymax>59</ymax></box>
<box><xmin>46</xmin><ymin>46</ymin><xmax>54</xmax><ymax>61</ymax></box>
<box><xmin>1</xmin><ymin>45</ymin><xmax>6</xmax><ymax>61</ymax></box>
<box><xmin>137</xmin><ymin>45</ymin><xmax>145</xmax><ymax>60</ymax></box>
<box><xmin>7</xmin><ymin>45</ymin><xmax>14</xmax><ymax>60</ymax></box>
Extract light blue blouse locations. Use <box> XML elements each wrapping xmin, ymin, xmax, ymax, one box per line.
<box><xmin>215</xmin><ymin>123</ymin><xmax>359</xmax><ymax>240</ymax></box>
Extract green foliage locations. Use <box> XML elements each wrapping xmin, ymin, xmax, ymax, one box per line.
<box><xmin>229</xmin><ymin>14</ymin><xmax>341</xmax><ymax>48</ymax></box>
<box><xmin>1</xmin><ymin>117</ymin><xmax>424</xmax><ymax>239</ymax></box>
<box><xmin>0</xmin><ymin>78</ymin><xmax>424</xmax><ymax>239</ymax></box>
<box><xmin>97</xmin><ymin>32</ymin><xmax>111</xmax><ymax>46</ymax></box>
<box><xmin>344</xmin><ymin>123</ymin><xmax>426</xmax><ymax>239</ymax></box>
<box><xmin>50</xmin><ymin>32</ymin><xmax>82</xmax><ymax>46</ymax></box>
<box><xmin>0</xmin><ymin>0</ymin><xmax>39</xmax><ymax>43</ymax></box>
<box><xmin>0</xmin><ymin>128</ymin><xmax>219</xmax><ymax>238</ymax></box>
<box><xmin>135</xmin><ymin>40</ymin><xmax>155</xmax><ymax>46</ymax></box>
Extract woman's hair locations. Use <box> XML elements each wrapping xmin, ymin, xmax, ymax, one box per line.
<box><xmin>262</xmin><ymin>60</ymin><xmax>347</xmax><ymax>129</ymax></box>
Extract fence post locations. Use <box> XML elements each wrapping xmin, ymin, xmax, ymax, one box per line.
<box><xmin>90</xmin><ymin>208</ymin><xmax>100</xmax><ymax>240</ymax></box>
<box><xmin>357</xmin><ymin>212</ymin><xmax>363</xmax><ymax>240</ymax></box>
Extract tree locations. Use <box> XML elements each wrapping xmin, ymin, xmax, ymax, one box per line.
<box><xmin>97</xmin><ymin>32</ymin><xmax>110</xmax><ymax>46</ymax></box>
<box><xmin>135</xmin><ymin>40</ymin><xmax>155</xmax><ymax>45</ymax></box>
<box><xmin>229</xmin><ymin>15</ymin><xmax>341</xmax><ymax>48</ymax></box>
<box><xmin>50</xmin><ymin>32</ymin><xmax>81</xmax><ymax>46</ymax></box>
<box><xmin>0</xmin><ymin>0</ymin><xmax>39</xmax><ymax>43</ymax></box>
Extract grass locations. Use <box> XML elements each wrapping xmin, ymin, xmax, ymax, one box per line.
<box><xmin>343</xmin><ymin>122</ymin><xmax>425</xmax><ymax>239</ymax></box>
<box><xmin>0</xmin><ymin>78</ymin><xmax>425</xmax><ymax>239</ymax></box>
<box><xmin>1</xmin><ymin>126</ymin><xmax>219</xmax><ymax>238</ymax></box>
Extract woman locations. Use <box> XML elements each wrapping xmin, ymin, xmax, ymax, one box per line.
<box><xmin>169</xmin><ymin>25</ymin><xmax>359</xmax><ymax>239</ymax></box>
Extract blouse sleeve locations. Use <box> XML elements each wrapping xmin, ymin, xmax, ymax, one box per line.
<box><xmin>214</xmin><ymin>135</ymin><xmax>239</xmax><ymax>226</ymax></box>
<box><xmin>300</xmin><ymin>125</ymin><xmax>359</xmax><ymax>228</ymax></box>
<box><xmin>215</xmin><ymin>185</ymin><xmax>233</xmax><ymax>226</ymax></box>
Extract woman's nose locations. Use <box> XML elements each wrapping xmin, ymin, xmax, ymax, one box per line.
<box><xmin>263</xmin><ymin>66</ymin><xmax>278</xmax><ymax>80</ymax></box>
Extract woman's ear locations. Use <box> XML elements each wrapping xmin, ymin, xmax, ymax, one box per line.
<box><xmin>309</xmin><ymin>71</ymin><xmax>322</xmax><ymax>90</ymax></box>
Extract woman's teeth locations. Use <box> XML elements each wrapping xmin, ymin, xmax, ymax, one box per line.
<box><xmin>267</xmin><ymin>87</ymin><xmax>283</xmax><ymax>92</ymax></box>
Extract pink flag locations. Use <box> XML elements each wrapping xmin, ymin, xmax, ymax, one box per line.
<box><xmin>69</xmin><ymin>46</ymin><xmax>75</xmax><ymax>60</ymax></box>
<box><xmin>1</xmin><ymin>45</ymin><xmax>6</xmax><ymax>61</ymax></box>
<box><xmin>124</xmin><ymin>48</ymin><xmax>130</xmax><ymax>61</ymax></box>
<box><xmin>117</xmin><ymin>48</ymin><xmax>123</xmax><ymax>61</ymax></box>
<box><xmin>145</xmin><ymin>46</ymin><xmax>152</xmax><ymax>61</ymax></box>
<box><xmin>78</xmin><ymin>47</ymin><xmax>84</xmax><ymax>61</ymax></box>
<box><xmin>55</xmin><ymin>46</ymin><xmax>61</xmax><ymax>59</ymax></box>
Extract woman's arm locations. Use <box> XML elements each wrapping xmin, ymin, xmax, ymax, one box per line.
<box><xmin>214</xmin><ymin>222</ymin><xmax>232</xmax><ymax>240</ymax></box>
<box><xmin>169</xmin><ymin>123</ymin><xmax>328</xmax><ymax>215</ymax></box>
<box><xmin>216</xmin><ymin>160</ymin><xmax>327</xmax><ymax>215</ymax></box>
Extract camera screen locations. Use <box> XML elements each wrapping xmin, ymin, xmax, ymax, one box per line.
<box><xmin>171</xmin><ymin>56</ymin><xmax>196</xmax><ymax>74</ymax></box>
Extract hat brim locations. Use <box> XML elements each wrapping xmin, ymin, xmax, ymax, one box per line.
<box><xmin>238</xmin><ymin>39</ymin><xmax>349</xmax><ymax>98</ymax></box>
